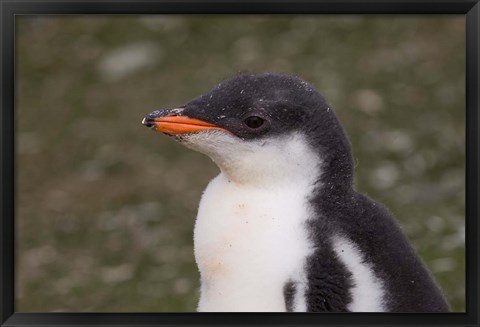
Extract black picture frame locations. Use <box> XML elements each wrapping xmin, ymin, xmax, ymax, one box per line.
<box><xmin>1</xmin><ymin>0</ymin><xmax>478</xmax><ymax>326</ymax></box>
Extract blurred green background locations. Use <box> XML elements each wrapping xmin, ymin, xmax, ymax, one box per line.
<box><xmin>16</xmin><ymin>15</ymin><xmax>465</xmax><ymax>312</ymax></box>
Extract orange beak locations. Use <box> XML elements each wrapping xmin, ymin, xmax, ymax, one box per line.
<box><xmin>143</xmin><ymin>115</ymin><xmax>226</xmax><ymax>135</ymax></box>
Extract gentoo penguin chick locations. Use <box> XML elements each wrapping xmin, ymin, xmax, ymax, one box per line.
<box><xmin>142</xmin><ymin>73</ymin><xmax>450</xmax><ymax>312</ymax></box>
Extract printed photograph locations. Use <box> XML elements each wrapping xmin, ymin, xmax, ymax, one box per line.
<box><xmin>16</xmin><ymin>15</ymin><xmax>465</xmax><ymax>312</ymax></box>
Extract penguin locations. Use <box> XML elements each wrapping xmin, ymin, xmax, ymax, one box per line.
<box><xmin>142</xmin><ymin>72</ymin><xmax>450</xmax><ymax>312</ymax></box>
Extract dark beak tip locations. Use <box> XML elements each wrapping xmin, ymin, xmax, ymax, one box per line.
<box><xmin>142</xmin><ymin>117</ymin><xmax>155</xmax><ymax>128</ymax></box>
<box><xmin>142</xmin><ymin>108</ymin><xmax>185</xmax><ymax>129</ymax></box>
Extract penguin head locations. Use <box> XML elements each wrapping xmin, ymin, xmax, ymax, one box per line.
<box><xmin>143</xmin><ymin>73</ymin><xmax>353</xmax><ymax>188</ymax></box>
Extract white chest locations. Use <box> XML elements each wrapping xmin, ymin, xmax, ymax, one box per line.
<box><xmin>193</xmin><ymin>174</ymin><xmax>314</xmax><ymax>312</ymax></box>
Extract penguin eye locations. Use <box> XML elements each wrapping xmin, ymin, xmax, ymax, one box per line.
<box><xmin>244</xmin><ymin>116</ymin><xmax>265</xmax><ymax>129</ymax></box>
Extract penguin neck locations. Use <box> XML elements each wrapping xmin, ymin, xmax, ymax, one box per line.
<box><xmin>209</xmin><ymin>133</ymin><xmax>322</xmax><ymax>189</ymax></box>
<box><xmin>305</xmin><ymin>115</ymin><xmax>355</xmax><ymax>198</ymax></box>
<box><xmin>320</xmin><ymin>151</ymin><xmax>354</xmax><ymax>195</ymax></box>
